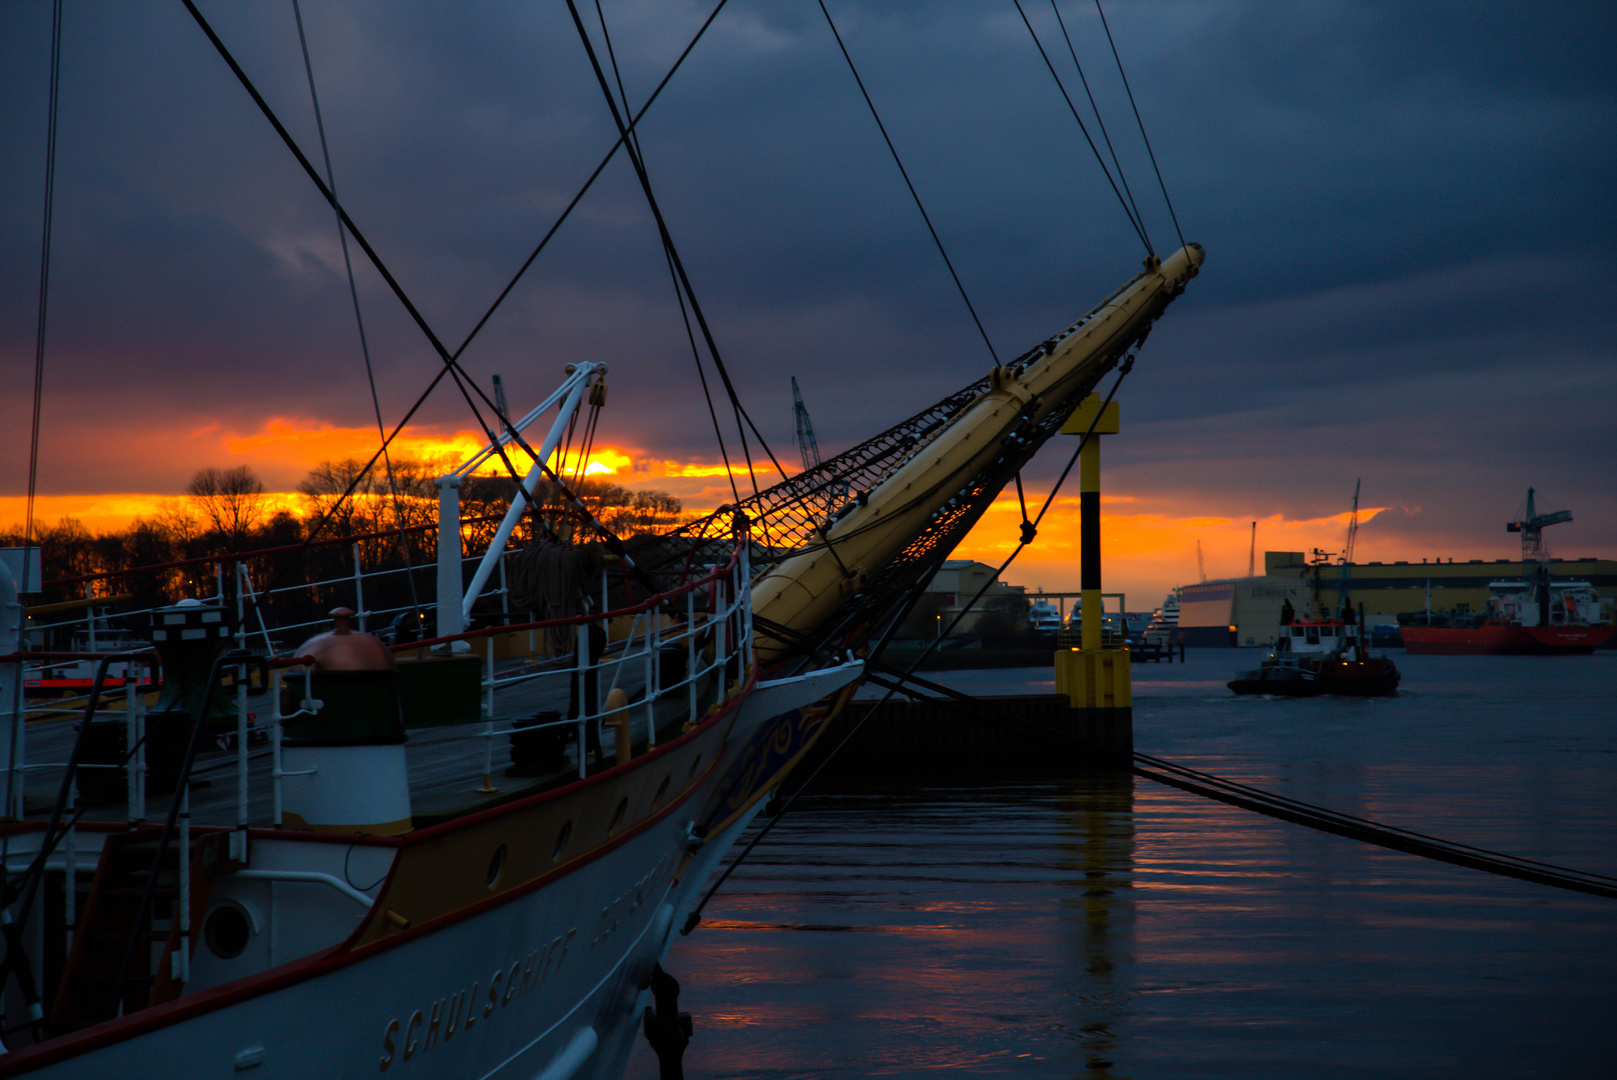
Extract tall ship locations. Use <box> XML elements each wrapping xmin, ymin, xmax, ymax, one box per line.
<box><xmin>1400</xmin><ymin>490</ymin><xmax>1615</xmax><ymax>655</ymax></box>
<box><xmin>0</xmin><ymin>6</ymin><xmax>1205</xmax><ymax>1075</ymax></box>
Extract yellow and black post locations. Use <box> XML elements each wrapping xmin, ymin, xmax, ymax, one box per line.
<box><xmin>1052</xmin><ymin>394</ymin><xmax>1132</xmax><ymax>755</ymax></box>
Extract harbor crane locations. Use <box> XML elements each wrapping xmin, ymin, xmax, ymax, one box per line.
<box><xmin>791</xmin><ymin>375</ymin><xmax>822</xmax><ymax>472</ymax></box>
<box><xmin>1337</xmin><ymin>479</ymin><xmax>1360</xmax><ymax>612</ymax></box>
<box><xmin>1507</xmin><ymin>487</ymin><xmax>1571</xmax><ymax>564</ymax></box>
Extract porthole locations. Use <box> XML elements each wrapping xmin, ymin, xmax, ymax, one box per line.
<box><xmin>203</xmin><ymin>901</ymin><xmax>253</xmax><ymax>959</ymax></box>
<box><xmin>685</xmin><ymin>754</ymin><xmax>702</xmax><ymax>788</ymax></box>
<box><xmin>652</xmin><ymin>776</ymin><xmax>670</xmax><ymax>808</ymax></box>
<box><xmin>609</xmin><ymin>797</ymin><xmax>629</xmax><ymax>835</ymax></box>
<box><xmin>486</xmin><ymin>844</ymin><xmax>507</xmax><ymax>890</ymax></box>
<box><xmin>552</xmin><ymin>820</ymin><xmax>573</xmax><ymax>863</ymax></box>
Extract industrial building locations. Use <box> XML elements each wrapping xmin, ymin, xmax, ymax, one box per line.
<box><xmin>1178</xmin><ymin>551</ymin><xmax>1617</xmax><ymax>648</ymax></box>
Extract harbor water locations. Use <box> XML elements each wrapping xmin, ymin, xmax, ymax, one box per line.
<box><xmin>628</xmin><ymin>650</ymin><xmax>1617</xmax><ymax>1079</ymax></box>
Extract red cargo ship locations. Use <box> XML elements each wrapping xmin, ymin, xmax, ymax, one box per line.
<box><xmin>1401</xmin><ymin>622</ymin><xmax>1613</xmax><ymax>655</ymax></box>
<box><xmin>1401</xmin><ymin>577</ymin><xmax>1615</xmax><ymax>655</ymax></box>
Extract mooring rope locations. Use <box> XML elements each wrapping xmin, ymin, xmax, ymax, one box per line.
<box><xmin>855</xmin><ymin>662</ymin><xmax>1617</xmax><ymax>901</ymax></box>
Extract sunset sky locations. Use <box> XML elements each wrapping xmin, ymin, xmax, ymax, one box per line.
<box><xmin>2</xmin><ymin>1</ymin><xmax>1612</xmax><ymax>606</ymax></box>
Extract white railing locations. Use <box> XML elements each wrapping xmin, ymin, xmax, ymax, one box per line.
<box><xmin>266</xmin><ymin>525</ymin><xmax>753</xmax><ymax>821</ymax></box>
<box><xmin>6</xmin><ymin>518</ymin><xmax>754</xmax><ymax>841</ymax></box>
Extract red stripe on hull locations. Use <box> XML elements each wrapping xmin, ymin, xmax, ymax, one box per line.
<box><xmin>1401</xmin><ymin>624</ymin><xmax>1615</xmax><ymax>655</ymax></box>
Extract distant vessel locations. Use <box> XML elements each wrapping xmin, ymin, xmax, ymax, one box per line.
<box><xmin>1141</xmin><ymin>590</ymin><xmax>1180</xmax><ymax>644</ymax></box>
<box><xmin>1402</xmin><ymin>489</ymin><xmax>1615</xmax><ymax>655</ymax></box>
<box><xmin>1229</xmin><ymin>613</ymin><xmax>1400</xmax><ymax>697</ymax></box>
<box><xmin>1401</xmin><ymin>577</ymin><xmax>1614</xmax><ymax>655</ymax></box>
<box><xmin>1027</xmin><ymin>596</ymin><xmax>1063</xmax><ymax>635</ymax></box>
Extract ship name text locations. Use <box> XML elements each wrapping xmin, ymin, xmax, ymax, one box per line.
<box><xmin>378</xmin><ymin>928</ymin><xmax>576</xmax><ymax>1071</ymax></box>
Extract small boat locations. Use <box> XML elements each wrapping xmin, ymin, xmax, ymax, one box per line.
<box><xmin>1229</xmin><ymin>614</ymin><xmax>1400</xmax><ymax>697</ymax></box>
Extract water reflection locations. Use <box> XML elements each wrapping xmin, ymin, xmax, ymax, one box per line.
<box><xmin>628</xmin><ymin>654</ymin><xmax>1617</xmax><ymax>1078</ymax></box>
<box><xmin>1056</xmin><ymin>774</ymin><xmax>1135</xmax><ymax>1078</ymax></box>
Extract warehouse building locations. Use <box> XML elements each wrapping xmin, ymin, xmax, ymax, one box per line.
<box><xmin>1177</xmin><ymin>552</ymin><xmax>1617</xmax><ymax>648</ymax></box>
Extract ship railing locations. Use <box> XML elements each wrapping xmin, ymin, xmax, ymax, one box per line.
<box><xmin>20</xmin><ymin>542</ymin><xmax>504</xmax><ymax>663</ymax></box>
<box><xmin>17</xmin><ymin>509</ymin><xmax>550</xmax><ymax>667</ymax></box>
<box><xmin>0</xmin><ymin>650</ymin><xmax>160</xmax><ymax>831</ymax></box>
<box><xmin>265</xmin><ymin>523</ymin><xmax>753</xmax><ymax>818</ymax></box>
<box><xmin>7</xmin><ymin>522</ymin><xmax>752</xmax><ymax>828</ymax></box>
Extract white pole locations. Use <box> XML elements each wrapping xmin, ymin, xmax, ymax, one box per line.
<box><xmin>479</xmin><ymin>638</ymin><xmax>498</xmax><ymax>794</ymax></box>
<box><xmin>135</xmin><ymin>673</ymin><xmax>148</xmax><ymax>821</ymax></box>
<box><xmin>352</xmin><ymin>542</ymin><xmax>366</xmax><ymax>632</ymax></box>
<box><xmin>0</xmin><ymin>559</ymin><xmax>24</xmax><ymax>821</ymax></box>
<box><xmin>459</xmin><ymin>376</ymin><xmax>591</xmax><ymax>624</ymax></box>
<box><xmin>435</xmin><ymin>476</ymin><xmax>464</xmax><ymax>639</ymax></box>
<box><xmin>575</xmin><ymin>625</ymin><xmax>588</xmax><ymax>780</ymax></box>
<box><xmin>686</xmin><ymin>591</ymin><xmax>697</xmax><ymax>724</ymax></box>
<box><xmin>178</xmin><ymin>786</ymin><xmax>191</xmax><ymax>985</ymax></box>
<box><xmin>236</xmin><ymin>567</ymin><xmax>249</xmax><ymax>830</ymax></box>
<box><xmin>126</xmin><ymin>676</ymin><xmax>140</xmax><ymax>821</ymax></box>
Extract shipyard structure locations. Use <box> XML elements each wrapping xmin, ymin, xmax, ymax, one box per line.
<box><xmin>1177</xmin><ymin>551</ymin><xmax>1617</xmax><ymax>648</ymax></box>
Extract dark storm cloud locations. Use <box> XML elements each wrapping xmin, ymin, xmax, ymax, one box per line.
<box><xmin>2</xmin><ymin>0</ymin><xmax>1613</xmax><ymax>551</ymax></box>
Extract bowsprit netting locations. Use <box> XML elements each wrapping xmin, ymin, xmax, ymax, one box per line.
<box><xmin>639</xmin><ymin>269</ymin><xmax>1154</xmax><ymax>656</ymax></box>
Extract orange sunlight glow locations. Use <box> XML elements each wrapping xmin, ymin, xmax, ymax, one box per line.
<box><xmin>952</xmin><ymin>493</ymin><xmax>1388</xmax><ymax>606</ymax></box>
<box><xmin>4</xmin><ymin>419</ymin><xmax>1408</xmax><ymax>607</ymax></box>
<box><xmin>0</xmin><ymin>493</ymin><xmax>304</xmax><ymax>535</ymax></box>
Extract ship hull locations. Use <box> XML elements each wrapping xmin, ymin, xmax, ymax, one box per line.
<box><xmin>1228</xmin><ymin>657</ymin><xmax>1400</xmax><ymax>697</ymax></box>
<box><xmin>0</xmin><ymin>662</ymin><xmax>863</xmax><ymax>1080</ymax></box>
<box><xmin>1401</xmin><ymin>625</ymin><xmax>1615</xmax><ymax>655</ymax></box>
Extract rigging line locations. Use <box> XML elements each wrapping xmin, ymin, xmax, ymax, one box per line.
<box><xmin>754</xmin><ymin>339</ymin><xmax>1135</xmax><ymax>562</ymax></box>
<box><xmin>181</xmin><ymin>0</ymin><xmax>525</xmax><ymax>501</ymax></box>
<box><xmin>726</xmin><ymin>365</ymin><xmax>1135</xmax><ymax>909</ymax></box>
<box><xmin>291</xmin><ymin>0</ymin><xmax>421</xmax><ymax>617</ymax></box>
<box><xmin>1011</xmin><ymin>0</ymin><xmax>1151</xmax><ymax>255</ymax></box>
<box><xmin>817</xmin><ymin>0</ymin><xmax>1000</xmax><ymax>364</ymax></box>
<box><xmin>563</xmin><ymin>0</ymin><xmax>781</xmax><ymax>495</ymax></box>
<box><xmin>686</xmin><ymin>562</ymin><xmax>950</xmax><ymax>934</ymax></box>
<box><xmin>749</xmin><ymin>613</ymin><xmax>1617</xmax><ymax>903</ymax></box>
<box><xmin>1131</xmin><ymin>749</ymin><xmax>1617</xmax><ymax>878</ymax></box>
<box><xmin>1048</xmin><ymin>0</ymin><xmax>1151</xmax><ymax>249</ymax></box>
<box><xmin>23</xmin><ymin>0</ymin><xmax>64</xmax><ymax>589</ymax></box>
<box><xmin>1093</xmin><ymin>0</ymin><xmax>1185</xmax><ymax>250</ymax></box>
<box><xmin>669</xmin><ymin>244</ymin><xmax>742</xmax><ymax>505</ymax></box>
<box><xmin>565</xmin><ymin>11</ymin><xmax>766</xmax><ymax>506</ymax></box>
<box><xmin>227</xmin><ymin>361</ymin><xmax>455</xmax><ymax>618</ymax></box>
<box><xmin>181</xmin><ymin>0</ymin><xmax>629</xmax><ymax>569</ymax></box>
<box><xmin>10</xmin><ymin>0</ymin><xmax>65</xmax><ymax>879</ymax></box>
<box><xmin>592</xmin><ymin>0</ymin><xmax>738</xmax><ymax>508</ymax></box>
<box><xmin>449</xmin><ymin>0</ymin><xmax>734</xmax><ymax>363</ymax></box>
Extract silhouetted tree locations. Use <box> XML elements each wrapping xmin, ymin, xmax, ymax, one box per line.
<box><xmin>186</xmin><ymin>465</ymin><xmax>266</xmax><ymax>552</ymax></box>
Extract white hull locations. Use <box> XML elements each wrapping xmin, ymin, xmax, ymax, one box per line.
<box><xmin>1</xmin><ymin>662</ymin><xmax>860</xmax><ymax>1079</ymax></box>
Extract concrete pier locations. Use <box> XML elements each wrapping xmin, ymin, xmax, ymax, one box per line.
<box><xmin>787</xmin><ymin>692</ymin><xmax>1131</xmax><ymax>786</ymax></box>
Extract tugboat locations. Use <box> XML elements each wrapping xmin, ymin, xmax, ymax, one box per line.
<box><xmin>1229</xmin><ymin>604</ymin><xmax>1401</xmax><ymax>697</ymax></box>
